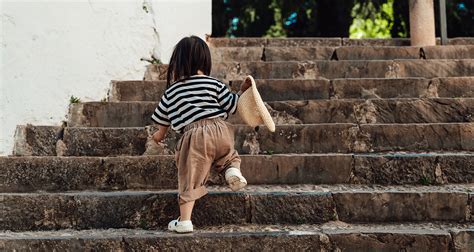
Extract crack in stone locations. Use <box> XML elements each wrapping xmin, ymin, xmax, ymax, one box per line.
<box><xmin>466</xmin><ymin>194</ymin><xmax>472</xmax><ymax>222</ymax></box>
<box><xmin>419</xmin><ymin>48</ymin><xmax>427</xmax><ymax>59</ymax></box>
<box><xmin>348</xmin><ymin>154</ymin><xmax>357</xmax><ymax>183</ymax></box>
<box><xmin>261</xmin><ymin>47</ymin><xmax>266</xmax><ymax>61</ymax></box>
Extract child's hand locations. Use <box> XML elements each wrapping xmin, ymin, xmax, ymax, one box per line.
<box><xmin>240</xmin><ymin>77</ymin><xmax>252</xmax><ymax>93</ymax></box>
<box><xmin>152</xmin><ymin>125</ymin><xmax>169</xmax><ymax>144</ymax></box>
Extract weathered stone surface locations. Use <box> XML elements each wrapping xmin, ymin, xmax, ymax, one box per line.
<box><xmin>327</xmin><ymin>230</ymin><xmax>451</xmax><ymax>251</ymax></box>
<box><xmin>1</xmin><ymin>237</ymin><xmax>124</xmax><ymax>251</ymax></box>
<box><xmin>124</xmin><ymin>233</ymin><xmax>326</xmax><ymax>251</ymax></box>
<box><xmin>62</xmin><ymin>127</ymin><xmax>150</xmax><ymax>156</ymax></box>
<box><xmin>341</xmin><ymin>38</ymin><xmax>446</xmax><ymax>46</ymax></box>
<box><xmin>3</xmin><ymin>224</ymin><xmax>472</xmax><ymax>251</ymax></box>
<box><xmin>242</xmin><ymin>154</ymin><xmax>352</xmax><ymax>185</ymax></box>
<box><xmin>67</xmin><ymin>98</ymin><xmax>472</xmax><ymax>127</ymax></box>
<box><xmin>331</xmin><ymin>78</ymin><xmax>433</xmax><ymax>98</ymax></box>
<box><xmin>18</xmin><ymin>123</ymin><xmax>474</xmax><ymax>156</ymax></box>
<box><xmin>207</xmin><ymin>37</ymin><xmax>268</xmax><ymax>47</ymax></box>
<box><xmin>108</xmin><ymin>80</ymin><xmax>167</xmax><ymax>102</ymax></box>
<box><xmin>396</xmin><ymin>59</ymin><xmax>474</xmax><ymax>78</ymax></box>
<box><xmin>2</xmin><ymin>186</ymin><xmax>471</xmax><ymax>231</ymax></box>
<box><xmin>211</xmin><ymin>47</ymin><xmax>263</xmax><ymax>62</ymax></box>
<box><xmin>68</xmin><ymin>102</ymin><xmax>158</xmax><ymax>127</ymax></box>
<box><xmin>452</xmin><ymin>229</ymin><xmax>474</xmax><ymax>251</ymax></box>
<box><xmin>266</xmin><ymin>38</ymin><xmax>342</xmax><ymax>47</ymax></box>
<box><xmin>1</xmin><ymin>232</ymin><xmax>327</xmax><ymax>251</ymax></box>
<box><xmin>230</xmin><ymin>78</ymin><xmax>331</xmax><ymax>100</ymax></box>
<box><xmin>342</xmin><ymin>38</ymin><xmax>412</xmax><ymax>46</ymax></box>
<box><xmin>108</xmin><ymin>77</ymin><xmax>474</xmax><ymax>102</ymax></box>
<box><xmin>332</xmin><ymin>77</ymin><xmax>474</xmax><ymax>99</ymax></box>
<box><xmin>1</xmin><ymin>191</ymin><xmax>247</xmax><ymax>231</ymax></box>
<box><xmin>235</xmin><ymin>124</ymin><xmax>357</xmax><ymax>154</ymax></box>
<box><xmin>448</xmin><ymin>37</ymin><xmax>474</xmax><ymax>45</ymax></box>
<box><xmin>144</xmin><ymin>60</ymin><xmax>474</xmax><ymax>81</ymax></box>
<box><xmin>2</xmin><ymin>154</ymin><xmax>472</xmax><ymax>192</ymax></box>
<box><xmin>263</xmin><ymin>98</ymin><xmax>473</xmax><ymax>124</ymax></box>
<box><xmin>250</xmin><ymin>192</ymin><xmax>336</xmax><ymax>224</ymax></box>
<box><xmin>0</xmin><ymin>156</ymin><xmax>177</xmax><ymax>192</ymax></box>
<box><xmin>434</xmin><ymin>77</ymin><xmax>474</xmax><ymax>98</ymax></box>
<box><xmin>353</xmin><ymin>153</ymin><xmax>474</xmax><ymax>185</ymax></box>
<box><xmin>333</xmin><ymin>191</ymin><xmax>469</xmax><ymax>222</ymax></box>
<box><xmin>144</xmin><ymin>64</ymin><xmax>167</xmax><ymax>81</ymax></box>
<box><xmin>423</xmin><ymin>45</ymin><xmax>474</xmax><ymax>59</ymax></box>
<box><xmin>335</xmin><ymin>46</ymin><xmax>420</xmax><ymax>60</ymax></box>
<box><xmin>359</xmin><ymin>123</ymin><xmax>474</xmax><ymax>152</ymax></box>
<box><xmin>68</xmin><ymin>98</ymin><xmax>473</xmax><ymax>127</ymax></box>
<box><xmin>12</xmin><ymin>125</ymin><xmax>62</xmax><ymax>156</ymax></box>
<box><xmin>264</xmin><ymin>47</ymin><xmax>335</xmax><ymax>61</ymax></box>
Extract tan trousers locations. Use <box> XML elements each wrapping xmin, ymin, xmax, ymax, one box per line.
<box><xmin>175</xmin><ymin>118</ymin><xmax>241</xmax><ymax>205</ymax></box>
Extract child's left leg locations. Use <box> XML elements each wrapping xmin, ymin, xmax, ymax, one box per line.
<box><xmin>179</xmin><ymin>200</ymin><xmax>195</xmax><ymax>221</ymax></box>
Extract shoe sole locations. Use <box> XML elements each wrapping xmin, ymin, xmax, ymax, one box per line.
<box><xmin>228</xmin><ymin>175</ymin><xmax>247</xmax><ymax>191</ymax></box>
<box><xmin>175</xmin><ymin>229</ymin><xmax>193</xmax><ymax>233</ymax></box>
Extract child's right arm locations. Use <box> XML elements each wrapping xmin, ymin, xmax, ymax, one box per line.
<box><xmin>152</xmin><ymin>125</ymin><xmax>169</xmax><ymax>143</ymax></box>
<box><xmin>151</xmin><ymin>95</ymin><xmax>171</xmax><ymax>143</ymax></box>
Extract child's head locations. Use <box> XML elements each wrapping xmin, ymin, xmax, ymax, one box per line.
<box><xmin>167</xmin><ymin>36</ymin><xmax>212</xmax><ymax>86</ymax></box>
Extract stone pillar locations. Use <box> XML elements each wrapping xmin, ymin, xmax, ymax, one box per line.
<box><xmin>409</xmin><ymin>0</ymin><xmax>436</xmax><ymax>46</ymax></box>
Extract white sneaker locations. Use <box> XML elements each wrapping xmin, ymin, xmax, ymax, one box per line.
<box><xmin>225</xmin><ymin>167</ymin><xmax>247</xmax><ymax>191</ymax></box>
<box><xmin>168</xmin><ymin>217</ymin><xmax>193</xmax><ymax>233</ymax></box>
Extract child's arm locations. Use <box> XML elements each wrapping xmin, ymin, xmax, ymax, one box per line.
<box><xmin>152</xmin><ymin>125</ymin><xmax>169</xmax><ymax>144</ymax></box>
<box><xmin>217</xmin><ymin>79</ymin><xmax>251</xmax><ymax>115</ymax></box>
<box><xmin>238</xmin><ymin>77</ymin><xmax>252</xmax><ymax>95</ymax></box>
<box><xmin>150</xmin><ymin>94</ymin><xmax>170</xmax><ymax>143</ymax></box>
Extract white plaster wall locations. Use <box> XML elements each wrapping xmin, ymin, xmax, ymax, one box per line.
<box><xmin>0</xmin><ymin>0</ymin><xmax>212</xmax><ymax>156</ymax></box>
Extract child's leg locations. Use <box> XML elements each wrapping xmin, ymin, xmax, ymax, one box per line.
<box><xmin>213</xmin><ymin>120</ymin><xmax>246</xmax><ymax>190</ymax></box>
<box><xmin>179</xmin><ymin>200</ymin><xmax>195</xmax><ymax>221</ymax></box>
<box><xmin>174</xmin><ymin>123</ymin><xmax>215</xmax><ymax>219</ymax></box>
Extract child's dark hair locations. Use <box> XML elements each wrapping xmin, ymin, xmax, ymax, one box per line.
<box><xmin>167</xmin><ymin>36</ymin><xmax>212</xmax><ymax>87</ymax></box>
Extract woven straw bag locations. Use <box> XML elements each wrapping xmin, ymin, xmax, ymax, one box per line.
<box><xmin>237</xmin><ymin>75</ymin><xmax>275</xmax><ymax>132</ymax></box>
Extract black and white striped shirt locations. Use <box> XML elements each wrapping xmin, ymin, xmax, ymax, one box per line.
<box><xmin>151</xmin><ymin>75</ymin><xmax>239</xmax><ymax>132</ymax></box>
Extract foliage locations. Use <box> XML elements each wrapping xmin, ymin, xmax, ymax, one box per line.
<box><xmin>69</xmin><ymin>95</ymin><xmax>81</xmax><ymax>104</ymax></box>
<box><xmin>444</xmin><ymin>0</ymin><xmax>474</xmax><ymax>37</ymax></box>
<box><xmin>265</xmin><ymin>0</ymin><xmax>286</xmax><ymax>37</ymax></box>
<box><xmin>349</xmin><ymin>0</ymin><xmax>395</xmax><ymax>38</ymax></box>
<box><xmin>419</xmin><ymin>176</ymin><xmax>432</xmax><ymax>186</ymax></box>
<box><xmin>212</xmin><ymin>0</ymin><xmax>474</xmax><ymax>38</ymax></box>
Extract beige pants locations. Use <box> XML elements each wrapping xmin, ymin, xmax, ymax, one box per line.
<box><xmin>175</xmin><ymin>117</ymin><xmax>241</xmax><ymax>205</ymax></box>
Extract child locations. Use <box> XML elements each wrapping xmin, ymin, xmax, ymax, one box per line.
<box><xmin>151</xmin><ymin>35</ymin><xmax>251</xmax><ymax>233</ymax></box>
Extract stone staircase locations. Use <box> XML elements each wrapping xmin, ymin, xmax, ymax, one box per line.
<box><xmin>1</xmin><ymin>37</ymin><xmax>473</xmax><ymax>251</ymax></box>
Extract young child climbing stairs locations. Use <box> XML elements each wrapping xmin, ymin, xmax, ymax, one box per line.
<box><xmin>151</xmin><ymin>35</ymin><xmax>251</xmax><ymax>233</ymax></box>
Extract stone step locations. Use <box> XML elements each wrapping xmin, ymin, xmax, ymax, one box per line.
<box><xmin>13</xmin><ymin>123</ymin><xmax>474</xmax><ymax>156</ymax></box>
<box><xmin>109</xmin><ymin>77</ymin><xmax>474</xmax><ymax>102</ymax></box>
<box><xmin>1</xmin><ymin>153</ymin><xmax>472</xmax><ymax>193</ymax></box>
<box><xmin>144</xmin><ymin>60</ymin><xmax>474</xmax><ymax>81</ymax></box>
<box><xmin>2</xmin><ymin>223</ymin><xmax>472</xmax><ymax>251</ymax></box>
<box><xmin>206</xmin><ymin>37</ymin><xmax>474</xmax><ymax>47</ymax></box>
<box><xmin>68</xmin><ymin>98</ymin><xmax>473</xmax><ymax>127</ymax></box>
<box><xmin>211</xmin><ymin>45</ymin><xmax>474</xmax><ymax>62</ymax></box>
<box><xmin>2</xmin><ymin>184</ymin><xmax>472</xmax><ymax>231</ymax></box>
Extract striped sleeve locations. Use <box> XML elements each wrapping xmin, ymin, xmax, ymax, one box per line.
<box><xmin>151</xmin><ymin>95</ymin><xmax>171</xmax><ymax>126</ymax></box>
<box><xmin>217</xmin><ymin>82</ymin><xmax>239</xmax><ymax>114</ymax></box>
